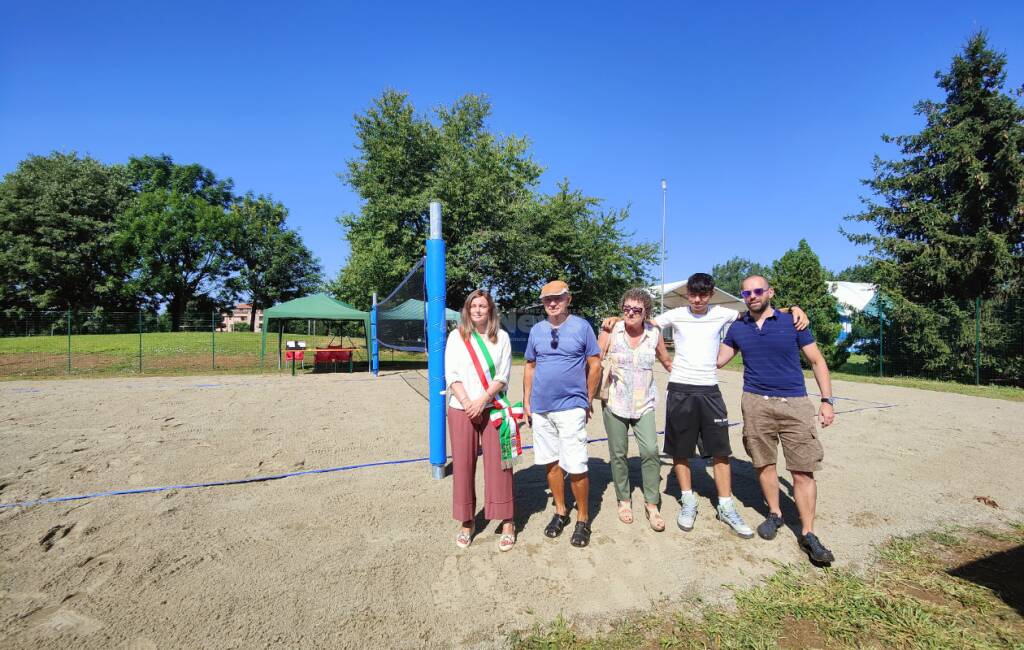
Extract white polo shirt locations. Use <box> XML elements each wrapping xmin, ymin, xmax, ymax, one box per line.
<box><xmin>653</xmin><ymin>305</ymin><xmax>738</xmax><ymax>386</ymax></box>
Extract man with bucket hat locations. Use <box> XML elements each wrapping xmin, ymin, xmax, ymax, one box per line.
<box><xmin>523</xmin><ymin>280</ymin><xmax>602</xmax><ymax>547</ymax></box>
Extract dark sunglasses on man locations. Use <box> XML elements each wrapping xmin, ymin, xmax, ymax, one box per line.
<box><xmin>740</xmin><ymin>288</ymin><xmax>768</xmax><ymax>299</ymax></box>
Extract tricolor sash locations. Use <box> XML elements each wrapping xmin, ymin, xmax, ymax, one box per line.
<box><xmin>463</xmin><ymin>331</ymin><xmax>523</xmax><ymax>469</ymax></box>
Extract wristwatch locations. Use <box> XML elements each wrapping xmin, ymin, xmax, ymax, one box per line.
<box><xmin>821</xmin><ymin>397</ymin><xmax>836</xmax><ymax>406</ymax></box>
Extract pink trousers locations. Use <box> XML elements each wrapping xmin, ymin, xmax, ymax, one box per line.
<box><xmin>448</xmin><ymin>406</ymin><xmax>514</xmax><ymax>522</ymax></box>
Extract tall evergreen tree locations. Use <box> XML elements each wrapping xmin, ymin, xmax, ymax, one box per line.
<box><xmin>770</xmin><ymin>239</ymin><xmax>849</xmax><ymax>369</ymax></box>
<box><xmin>844</xmin><ymin>32</ymin><xmax>1023</xmax><ymax>301</ymax></box>
<box><xmin>843</xmin><ymin>33</ymin><xmax>1023</xmax><ymax>383</ymax></box>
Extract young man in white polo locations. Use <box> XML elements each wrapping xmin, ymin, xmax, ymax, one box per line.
<box><xmin>523</xmin><ymin>280</ymin><xmax>602</xmax><ymax>548</ymax></box>
<box><xmin>644</xmin><ymin>274</ymin><xmax>807</xmax><ymax>538</ymax></box>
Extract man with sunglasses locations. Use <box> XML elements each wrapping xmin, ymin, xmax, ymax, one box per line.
<box><xmin>651</xmin><ymin>273</ymin><xmax>809</xmax><ymax>540</ymax></box>
<box><xmin>523</xmin><ymin>280</ymin><xmax>602</xmax><ymax>548</ymax></box>
<box><xmin>605</xmin><ymin>274</ymin><xmax>808</xmax><ymax>539</ymax></box>
<box><xmin>718</xmin><ymin>275</ymin><xmax>836</xmax><ymax>564</ymax></box>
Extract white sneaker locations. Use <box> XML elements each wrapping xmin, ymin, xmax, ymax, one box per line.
<box><xmin>677</xmin><ymin>499</ymin><xmax>698</xmax><ymax>531</ymax></box>
<box><xmin>716</xmin><ymin>503</ymin><xmax>754</xmax><ymax>539</ymax></box>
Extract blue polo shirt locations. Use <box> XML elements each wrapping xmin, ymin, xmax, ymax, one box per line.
<box><xmin>525</xmin><ymin>315</ymin><xmax>600</xmax><ymax>413</ymax></box>
<box><xmin>722</xmin><ymin>310</ymin><xmax>815</xmax><ymax>397</ymax></box>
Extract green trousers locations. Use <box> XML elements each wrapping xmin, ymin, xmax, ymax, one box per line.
<box><xmin>602</xmin><ymin>408</ymin><xmax>661</xmax><ymax>505</ymax></box>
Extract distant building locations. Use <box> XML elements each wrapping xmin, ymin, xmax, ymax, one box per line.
<box><xmin>220</xmin><ymin>303</ymin><xmax>264</xmax><ymax>332</ymax></box>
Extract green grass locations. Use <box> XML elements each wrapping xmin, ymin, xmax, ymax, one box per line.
<box><xmin>715</xmin><ymin>351</ymin><xmax>1024</xmax><ymax>403</ymax></box>
<box><xmin>511</xmin><ymin>524</ymin><xmax>1024</xmax><ymax>649</ymax></box>
<box><xmin>0</xmin><ymin>331</ymin><xmax>433</xmax><ymax>379</ymax></box>
<box><xmin>2</xmin><ymin>334</ymin><xmax>1022</xmax><ymax>403</ymax></box>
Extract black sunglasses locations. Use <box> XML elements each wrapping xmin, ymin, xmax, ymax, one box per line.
<box><xmin>550</xmin><ymin>327</ymin><xmax>559</xmax><ymax>348</ymax></box>
<box><xmin>740</xmin><ymin>288</ymin><xmax>768</xmax><ymax>299</ymax></box>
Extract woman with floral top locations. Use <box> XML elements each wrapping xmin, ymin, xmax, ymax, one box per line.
<box><xmin>597</xmin><ymin>288</ymin><xmax>673</xmax><ymax>530</ymax></box>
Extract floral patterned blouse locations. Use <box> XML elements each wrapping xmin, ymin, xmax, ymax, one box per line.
<box><xmin>604</xmin><ymin>321</ymin><xmax>660</xmax><ymax>420</ymax></box>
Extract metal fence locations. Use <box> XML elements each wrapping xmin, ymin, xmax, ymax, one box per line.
<box><xmin>0</xmin><ymin>311</ymin><xmax>370</xmax><ymax>378</ymax></box>
<box><xmin>849</xmin><ymin>295</ymin><xmax>1023</xmax><ymax>387</ymax></box>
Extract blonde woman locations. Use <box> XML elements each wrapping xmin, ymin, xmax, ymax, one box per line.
<box><xmin>444</xmin><ymin>290</ymin><xmax>522</xmax><ymax>551</ymax></box>
<box><xmin>598</xmin><ymin>288</ymin><xmax>673</xmax><ymax>531</ymax></box>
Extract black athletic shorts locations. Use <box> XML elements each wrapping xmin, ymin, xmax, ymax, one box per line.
<box><xmin>663</xmin><ymin>382</ymin><xmax>732</xmax><ymax>459</ymax></box>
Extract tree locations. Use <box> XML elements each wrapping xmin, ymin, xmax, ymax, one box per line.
<box><xmin>332</xmin><ymin>91</ymin><xmax>656</xmax><ymax>316</ymax></box>
<box><xmin>119</xmin><ymin>155</ymin><xmax>239</xmax><ymax>330</ymax></box>
<box><xmin>844</xmin><ymin>32</ymin><xmax>1023</xmax><ymax>302</ymax></box>
<box><xmin>842</xmin><ymin>33</ymin><xmax>1023</xmax><ymax>384</ymax></box>
<box><xmin>770</xmin><ymin>239</ymin><xmax>849</xmax><ymax>369</ymax></box>
<box><xmin>227</xmin><ymin>193</ymin><xmax>323</xmax><ymax>330</ymax></box>
<box><xmin>0</xmin><ymin>152</ymin><xmax>134</xmax><ymax>313</ymax></box>
<box><xmin>834</xmin><ymin>262</ymin><xmax>879</xmax><ymax>283</ymax></box>
<box><xmin>517</xmin><ymin>182</ymin><xmax>655</xmax><ymax>320</ymax></box>
<box><xmin>711</xmin><ymin>257</ymin><xmax>771</xmax><ymax>297</ymax></box>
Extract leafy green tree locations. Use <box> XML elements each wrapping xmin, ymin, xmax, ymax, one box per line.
<box><xmin>0</xmin><ymin>152</ymin><xmax>134</xmax><ymax>313</ymax></box>
<box><xmin>843</xmin><ymin>33</ymin><xmax>1023</xmax><ymax>384</ymax></box>
<box><xmin>227</xmin><ymin>193</ymin><xmax>323</xmax><ymax>330</ymax></box>
<box><xmin>332</xmin><ymin>91</ymin><xmax>656</xmax><ymax>316</ymax></box>
<box><xmin>711</xmin><ymin>257</ymin><xmax>771</xmax><ymax>297</ymax></box>
<box><xmin>119</xmin><ymin>155</ymin><xmax>239</xmax><ymax>330</ymax></box>
<box><xmin>519</xmin><ymin>182</ymin><xmax>655</xmax><ymax>320</ymax></box>
<box><xmin>770</xmin><ymin>239</ymin><xmax>849</xmax><ymax>369</ymax></box>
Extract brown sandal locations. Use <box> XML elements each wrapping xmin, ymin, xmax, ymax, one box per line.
<box><xmin>617</xmin><ymin>501</ymin><xmax>634</xmax><ymax>524</ymax></box>
<box><xmin>645</xmin><ymin>506</ymin><xmax>665</xmax><ymax>532</ymax></box>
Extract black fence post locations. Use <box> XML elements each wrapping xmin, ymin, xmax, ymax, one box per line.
<box><xmin>138</xmin><ymin>310</ymin><xmax>143</xmax><ymax>373</ymax></box>
<box><xmin>975</xmin><ymin>296</ymin><xmax>981</xmax><ymax>386</ymax></box>
<box><xmin>66</xmin><ymin>308</ymin><xmax>72</xmax><ymax>374</ymax></box>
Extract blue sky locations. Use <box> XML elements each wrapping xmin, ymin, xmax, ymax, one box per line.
<box><xmin>3</xmin><ymin>2</ymin><xmax>1022</xmax><ymax>288</ymax></box>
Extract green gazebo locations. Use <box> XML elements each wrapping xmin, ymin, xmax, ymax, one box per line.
<box><xmin>259</xmin><ymin>294</ymin><xmax>370</xmax><ymax>368</ymax></box>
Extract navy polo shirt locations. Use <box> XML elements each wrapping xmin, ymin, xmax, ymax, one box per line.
<box><xmin>722</xmin><ymin>310</ymin><xmax>815</xmax><ymax>397</ymax></box>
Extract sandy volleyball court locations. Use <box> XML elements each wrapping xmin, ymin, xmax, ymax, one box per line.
<box><xmin>0</xmin><ymin>368</ymin><xmax>1021</xmax><ymax>648</ymax></box>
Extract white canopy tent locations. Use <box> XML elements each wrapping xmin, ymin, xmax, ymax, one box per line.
<box><xmin>647</xmin><ymin>280</ymin><xmax>746</xmax><ymax>314</ymax></box>
<box><xmin>827</xmin><ymin>281</ymin><xmax>877</xmax><ymax>314</ymax></box>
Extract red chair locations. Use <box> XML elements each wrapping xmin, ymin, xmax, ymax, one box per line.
<box><xmin>314</xmin><ymin>347</ymin><xmax>354</xmax><ymax>373</ymax></box>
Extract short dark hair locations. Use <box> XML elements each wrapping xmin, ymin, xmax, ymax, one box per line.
<box><xmin>687</xmin><ymin>273</ymin><xmax>715</xmax><ymax>295</ymax></box>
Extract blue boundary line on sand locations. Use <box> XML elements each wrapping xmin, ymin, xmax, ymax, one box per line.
<box><xmin>0</xmin><ymin>398</ymin><xmax>896</xmax><ymax>510</ymax></box>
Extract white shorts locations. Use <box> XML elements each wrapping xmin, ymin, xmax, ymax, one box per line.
<box><xmin>531</xmin><ymin>408</ymin><xmax>590</xmax><ymax>474</ymax></box>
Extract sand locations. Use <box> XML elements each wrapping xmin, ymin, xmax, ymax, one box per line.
<box><xmin>0</xmin><ymin>368</ymin><xmax>1021</xmax><ymax>648</ymax></box>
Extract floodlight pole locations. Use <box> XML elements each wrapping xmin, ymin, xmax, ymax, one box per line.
<box><xmin>426</xmin><ymin>201</ymin><xmax>447</xmax><ymax>480</ymax></box>
<box><xmin>660</xmin><ymin>179</ymin><xmax>667</xmax><ymax>314</ymax></box>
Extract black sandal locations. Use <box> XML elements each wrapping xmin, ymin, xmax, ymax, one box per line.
<box><xmin>543</xmin><ymin>513</ymin><xmax>571</xmax><ymax>538</ymax></box>
<box><xmin>570</xmin><ymin>521</ymin><xmax>591</xmax><ymax>547</ymax></box>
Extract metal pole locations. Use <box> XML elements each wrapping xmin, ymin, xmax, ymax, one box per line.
<box><xmin>426</xmin><ymin>200</ymin><xmax>447</xmax><ymax>480</ymax></box>
<box><xmin>660</xmin><ymin>179</ymin><xmax>667</xmax><ymax>314</ymax></box>
<box><xmin>211</xmin><ymin>310</ymin><xmax>216</xmax><ymax>370</ymax></box>
<box><xmin>138</xmin><ymin>311</ymin><xmax>143</xmax><ymax>373</ymax></box>
<box><xmin>975</xmin><ymin>296</ymin><xmax>981</xmax><ymax>385</ymax></box>
<box><xmin>370</xmin><ymin>293</ymin><xmax>379</xmax><ymax>376</ymax></box>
